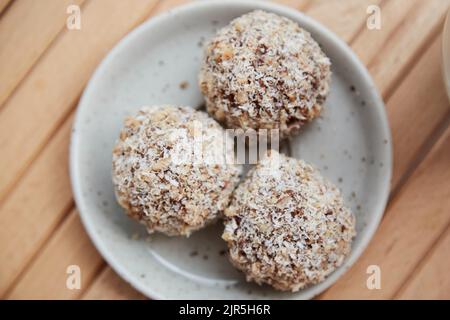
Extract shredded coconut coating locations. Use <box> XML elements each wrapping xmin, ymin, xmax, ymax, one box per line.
<box><xmin>112</xmin><ymin>106</ymin><xmax>242</xmax><ymax>237</ymax></box>
<box><xmin>222</xmin><ymin>151</ymin><xmax>355</xmax><ymax>291</ymax></box>
<box><xmin>199</xmin><ymin>10</ymin><xmax>331</xmax><ymax>139</ymax></box>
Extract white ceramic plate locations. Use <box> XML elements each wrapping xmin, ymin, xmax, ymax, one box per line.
<box><xmin>70</xmin><ymin>0</ymin><xmax>392</xmax><ymax>299</ymax></box>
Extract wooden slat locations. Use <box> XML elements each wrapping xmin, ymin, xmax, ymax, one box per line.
<box><xmin>369</xmin><ymin>0</ymin><xmax>450</xmax><ymax>99</ymax></box>
<box><xmin>320</xmin><ymin>26</ymin><xmax>450</xmax><ymax>298</ymax></box>
<box><xmin>0</xmin><ymin>0</ymin><xmax>86</xmax><ymax>109</ymax></box>
<box><xmin>274</xmin><ymin>0</ymin><xmax>312</xmax><ymax>11</ymax></box>
<box><xmin>0</xmin><ymin>0</ymin><xmax>160</xmax><ymax>203</ymax></box>
<box><xmin>3</xmin><ymin>0</ymin><xmax>450</xmax><ymax>300</ymax></box>
<box><xmin>0</xmin><ymin>0</ymin><xmax>12</xmax><ymax>15</ymax></box>
<box><xmin>329</xmin><ymin>1</ymin><xmax>450</xmax><ymax>192</ymax></box>
<box><xmin>396</xmin><ymin>226</ymin><xmax>450</xmax><ymax>299</ymax></box>
<box><xmin>0</xmin><ymin>113</ymin><xmax>74</xmax><ymax>296</ymax></box>
<box><xmin>0</xmin><ymin>1</ymin><xmax>310</xmax><ymax>295</ymax></box>
<box><xmin>0</xmin><ymin>0</ymin><xmax>162</xmax><ymax>297</ymax></box>
<box><xmin>320</xmin><ymin>118</ymin><xmax>450</xmax><ymax>298</ymax></box>
<box><xmin>82</xmin><ymin>268</ymin><xmax>146</xmax><ymax>300</ymax></box>
<box><xmin>306</xmin><ymin>0</ymin><xmax>382</xmax><ymax>43</ymax></box>
<box><xmin>12</xmin><ymin>0</ymin><xmax>448</xmax><ymax>300</ymax></box>
<box><xmin>0</xmin><ymin>0</ymin><xmax>186</xmax><ymax>299</ymax></box>
<box><xmin>388</xmin><ymin>35</ymin><xmax>450</xmax><ymax>188</ymax></box>
<box><xmin>351</xmin><ymin>0</ymin><xmax>417</xmax><ymax>65</ymax></box>
<box><xmin>150</xmin><ymin>0</ymin><xmax>191</xmax><ymax>15</ymax></box>
<box><xmin>6</xmin><ymin>210</ymin><xmax>104</xmax><ymax>299</ymax></box>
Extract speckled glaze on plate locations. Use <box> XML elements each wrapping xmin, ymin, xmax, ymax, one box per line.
<box><xmin>70</xmin><ymin>0</ymin><xmax>392</xmax><ymax>299</ymax></box>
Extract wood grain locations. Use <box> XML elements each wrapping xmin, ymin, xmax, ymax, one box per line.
<box><xmin>0</xmin><ymin>0</ymin><xmax>85</xmax><ymax>109</ymax></box>
<box><xmin>307</xmin><ymin>0</ymin><xmax>382</xmax><ymax>43</ymax></box>
<box><xmin>0</xmin><ymin>0</ymin><xmax>187</xmax><ymax>300</ymax></box>
<box><xmin>0</xmin><ymin>0</ymin><xmax>12</xmax><ymax>15</ymax></box>
<box><xmin>6</xmin><ymin>210</ymin><xmax>104</xmax><ymax>299</ymax></box>
<box><xmin>351</xmin><ymin>0</ymin><xmax>417</xmax><ymax>65</ymax></box>
<box><xmin>370</xmin><ymin>0</ymin><xmax>450</xmax><ymax>99</ymax></box>
<box><xmin>0</xmin><ymin>0</ymin><xmax>160</xmax><ymax>203</ymax></box>
<box><xmin>319</xmin><ymin>29</ymin><xmax>450</xmax><ymax>299</ymax></box>
<box><xmin>275</xmin><ymin>0</ymin><xmax>312</xmax><ymax>10</ymax></box>
<box><xmin>0</xmin><ymin>112</ymin><xmax>74</xmax><ymax>296</ymax></box>
<box><xmin>0</xmin><ymin>0</ymin><xmax>162</xmax><ymax>297</ymax></box>
<box><xmin>388</xmin><ymin>35</ymin><xmax>450</xmax><ymax>189</ymax></box>
<box><xmin>83</xmin><ymin>268</ymin><xmax>146</xmax><ymax>300</ymax></box>
<box><xmin>396</xmin><ymin>225</ymin><xmax>450</xmax><ymax>299</ymax></box>
<box><xmin>320</xmin><ymin>116</ymin><xmax>450</xmax><ymax>299</ymax></box>
<box><xmin>150</xmin><ymin>0</ymin><xmax>191</xmax><ymax>15</ymax></box>
<box><xmin>1</xmin><ymin>0</ymin><xmax>449</xmax><ymax>299</ymax></box>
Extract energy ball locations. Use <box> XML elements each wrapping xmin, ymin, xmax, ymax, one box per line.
<box><xmin>199</xmin><ymin>10</ymin><xmax>331</xmax><ymax>139</ymax></box>
<box><xmin>222</xmin><ymin>151</ymin><xmax>355</xmax><ymax>291</ymax></box>
<box><xmin>112</xmin><ymin>106</ymin><xmax>242</xmax><ymax>237</ymax></box>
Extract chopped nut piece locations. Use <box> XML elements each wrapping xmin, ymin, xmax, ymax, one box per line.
<box><xmin>151</xmin><ymin>157</ymin><xmax>171</xmax><ymax>171</ymax></box>
<box><xmin>222</xmin><ymin>49</ymin><xmax>234</xmax><ymax>60</ymax></box>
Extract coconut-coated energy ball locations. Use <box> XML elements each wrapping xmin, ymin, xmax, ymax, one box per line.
<box><xmin>112</xmin><ymin>105</ymin><xmax>242</xmax><ymax>237</ymax></box>
<box><xmin>222</xmin><ymin>151</ymin><xmax>355</xmax><ymax>291</ymax></box>
<box><xmin>199</xmin><ymin>10</ymin><xmax>331</xmax><ymax>139</ymax></box>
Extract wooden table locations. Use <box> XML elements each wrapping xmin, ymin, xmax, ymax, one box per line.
<box><xmin>1</xmin><ymin>0</ymin><xmax>449</xmax><ymax>300</ymax></box>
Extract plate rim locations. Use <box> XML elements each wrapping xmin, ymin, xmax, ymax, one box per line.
<box><xmin>70</xmin><ymin>0</ymin><xmax>393</xmax><ymax>300</ymax></box>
